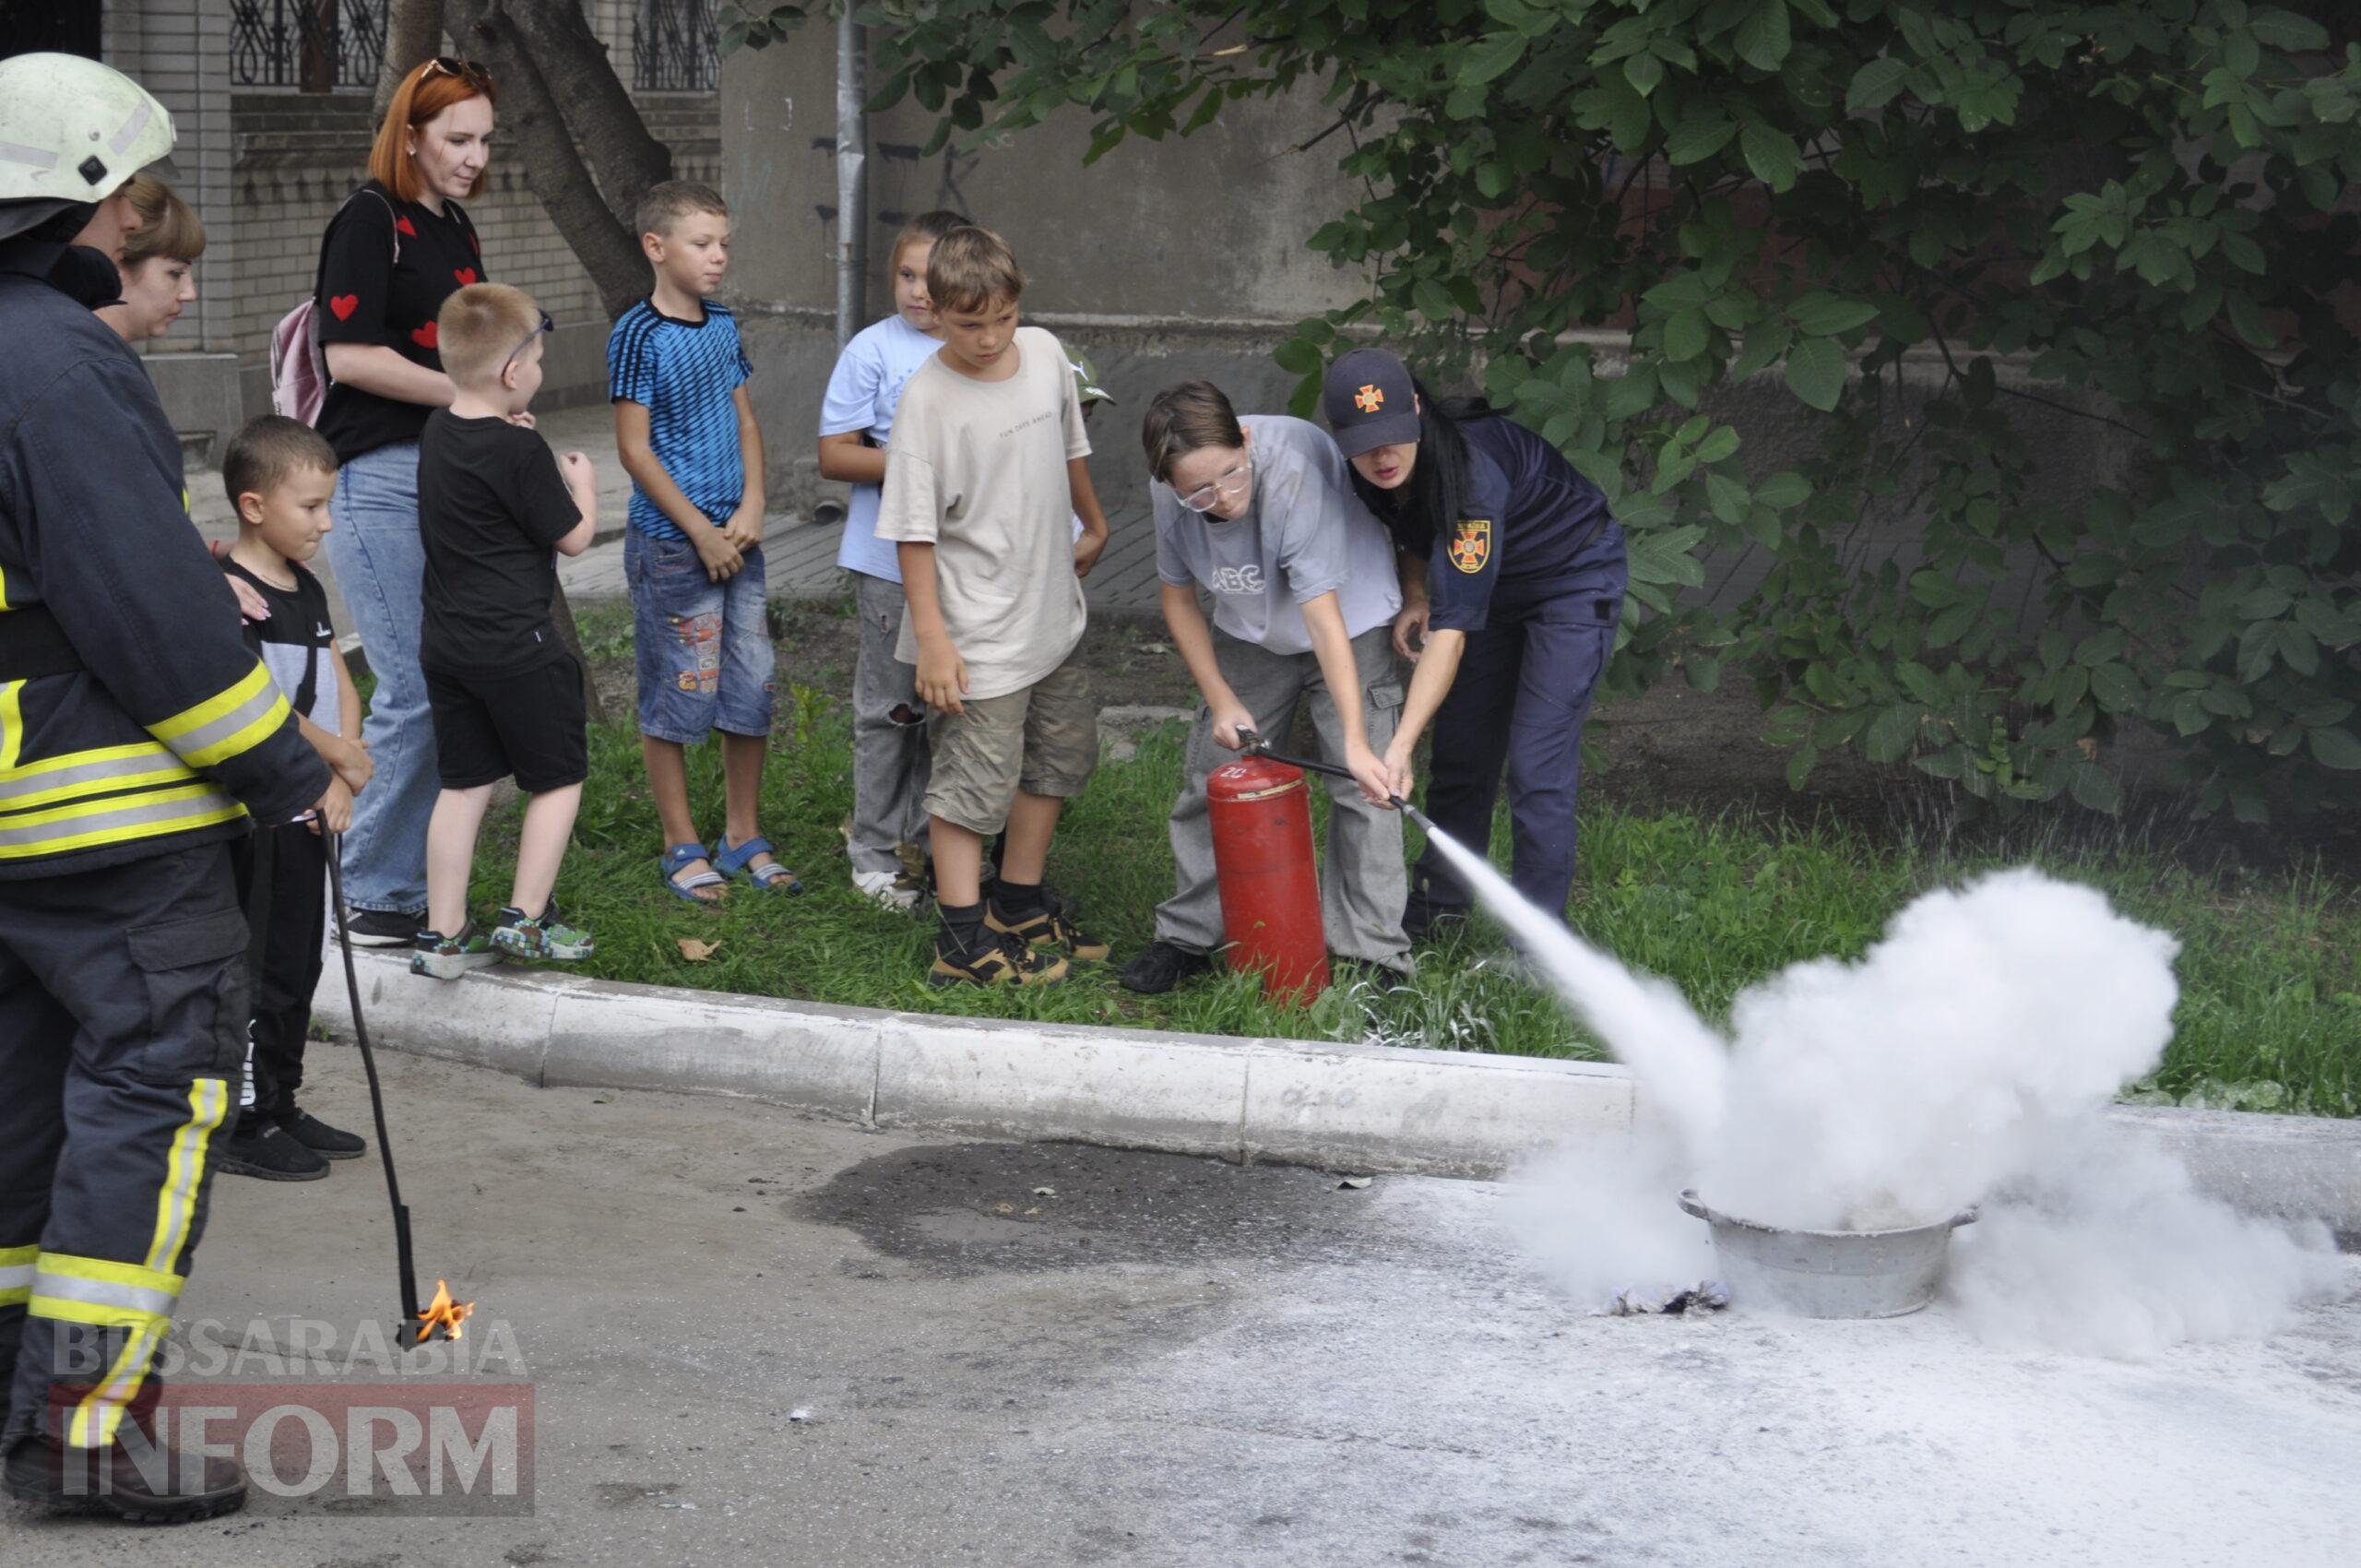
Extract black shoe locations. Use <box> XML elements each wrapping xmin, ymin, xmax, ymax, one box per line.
<box><xmin>276</xmin><ymin>1102</ymin><xmax>365</xmax><ymax>1160</ymax></box>
<box><xmin>1329</xmin><ymin>955</ymin><xmax>1414</xmax><ymax>992</ymax></box>
<box><xmin>1120</xmin><ymin>939</ymin><xmax>1213</xmax><ymax>995</ymax></box>
<box><xmin>931</xmin><ymin>923</ymin><xmax>1067</xmax><ymax>988</ymax></box>
<box><xmin>216</xmin><ymin>1118</ymin><xmax>329</xmax><ymax>1182</ymax></box>
<box><xmin>1402</xmin><ymin>898</ymin><xmax>1470</xmax><ymax>944</ymax></box>
<box><xmin>338</xmin><ymin>907</ymin><xmax>424</xmax><ymax>947</ymax></box>
<box><xmin>987</xmin><ymin>897</ymin><xmax>1111</xmax><ymax>961</ymax></box>
<box><xmin>4</xmin><ymin>1432</ymin><xmax>247</xmax><ymax>1524</ymax></box>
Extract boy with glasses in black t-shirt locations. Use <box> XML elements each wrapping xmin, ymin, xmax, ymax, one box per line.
<box><xmin>409</xmin><ymin>282</ymin><xmax>600</xmax><ymax>977</ymax></box>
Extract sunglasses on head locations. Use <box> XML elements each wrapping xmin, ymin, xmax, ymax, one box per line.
<box><xmin>504</xmin><ymin>311</ymin><xmax>554</xmax><ymax>374</ymax></box>
<box><xmin>422</xmin><ymin>56</ymin><xmax>493</xmax><ymax>89</ymax></box>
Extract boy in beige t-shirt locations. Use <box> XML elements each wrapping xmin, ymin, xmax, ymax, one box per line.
<box><xmin>875</xmin><ymin>226</ymin><xmax>1114</xmax><ymax>986</ymax></box>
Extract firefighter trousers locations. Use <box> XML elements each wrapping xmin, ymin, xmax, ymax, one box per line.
<box><xmin>0</xmin><ymin>841</ymin><xmax>248</xmax><ymax>1451</ymax></box>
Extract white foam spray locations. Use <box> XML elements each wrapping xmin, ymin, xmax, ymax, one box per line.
<box><xmin>1414</xmin><ymin>828</ymin><xmax>2343</xmax><ymax>1352</ymax></box>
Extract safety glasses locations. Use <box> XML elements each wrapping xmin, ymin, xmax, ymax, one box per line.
<box><xmin>504</xmin><ymin>311</ymin><xmax>554</xmax><ymax>375</ymax></box>
<box><xmin>1175</xmin><ymin>457</ymin><xmax>1253</xmax><ymax>514</ymax></box>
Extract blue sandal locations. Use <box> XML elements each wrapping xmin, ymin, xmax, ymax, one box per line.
<box><xmin>661</xmin><ymin>843</ymin><xmax>728</xmax><ymax>906</ymax></box>
<box><xmin>717</xmin><ymin>835</ymin><xmax>801</xmax><ymax>894</ymax></box>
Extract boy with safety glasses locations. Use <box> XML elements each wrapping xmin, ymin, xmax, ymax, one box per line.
<box><xmin>410</xmin><ymin>281</ymin><xmax>600</xmax><ymax>976</ymax></box>
<box><xmin>1120</xmin><ymin>381</ymin><xmax>1413</xmax><ymax>994</ymax></box>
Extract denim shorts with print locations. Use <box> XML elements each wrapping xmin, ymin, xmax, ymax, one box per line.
<box><xmin>626</xmin><ymin>528</ymin><xmax>777</xmax><ymax>743</ymax></box>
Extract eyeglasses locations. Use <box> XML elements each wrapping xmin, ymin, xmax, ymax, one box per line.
<box><xmin>1175</xmin><ymin>457</ymin><xmax>1252</xmax><ymax>514</ymax></box>
<box><xmin>422</xmin><ymin>56</ymin><xmax>493</xmax><ymax>90</ymax></box>
<box><xmin>504</xmin><ymin>311</ymin><xmax>553</xmax><ymax>374</ymax></box>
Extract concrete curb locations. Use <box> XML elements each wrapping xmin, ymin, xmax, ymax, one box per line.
<box><xmin>312</xmin><ymin>952</ymin><xmax>2361</xmax><ymax>1237</ymax></box>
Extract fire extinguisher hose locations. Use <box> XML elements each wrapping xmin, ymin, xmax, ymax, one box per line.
<box><xmin>1236</xmin><ymin>729</ymin><xmax>1433</xmax><ymax>829</ymax></box>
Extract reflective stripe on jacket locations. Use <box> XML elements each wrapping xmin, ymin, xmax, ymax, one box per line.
<box><xmin>0</xmin><ymin>259</ymin><xmax>327</xmax><ymax>878</ymax></box>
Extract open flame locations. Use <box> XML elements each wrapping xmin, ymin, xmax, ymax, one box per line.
<box><xmin>414</xmin><ymin>1278</ymin><xmax>474</xmax><ymax>1343</ymax></box>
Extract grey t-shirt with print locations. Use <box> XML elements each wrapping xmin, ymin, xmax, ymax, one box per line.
<box><xmin>1151</xmin><ymin>414</ymin><xmax>1402</xmax><ymax>656</ymax></box>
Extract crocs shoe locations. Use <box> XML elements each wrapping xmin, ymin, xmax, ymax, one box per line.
<box><xmin>930</xmin><ymin>924</ymin><xmax>1068</xmax><ymax>988</ymax></box>
<box><xmin>492</xmin><ymin>901</ymin><xmax>595</xmax><ymax>962</ymax></box>
<box><xmin>410</xmin><ymin>921</ymin><xmax>498</xmax><ymax>979</ymax></box>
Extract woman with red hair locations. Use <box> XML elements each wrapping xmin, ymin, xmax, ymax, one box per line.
<box><xmin>310</xmin><ymin>58</ymin><xmax>499</xmax><ymax>949</ymax></box>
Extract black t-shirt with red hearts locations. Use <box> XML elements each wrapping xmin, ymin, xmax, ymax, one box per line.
<box><xmin>314</xmin><ymin>179</ymin><xmax>486</xmax><ymax>465</ymax></box>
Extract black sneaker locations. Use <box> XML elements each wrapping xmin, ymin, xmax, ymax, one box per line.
<box><xmin>931</xmin><ymin>924</ymin><xmax>1068</xmax><ymax>988</ymax></box>
<box><xmin>338</xmin><ymin>907</ymin><xmax>424</xmax><ymax>947</ymax></box>
<box><xmin>987</xmin><ymin>896</ymin><xmax>1111</xmax><ymax>961</ymax></box>
<box><xmin>1402</xmin><ymin>896</ymin><xmax>1471</xmax><ymax>944</ymax></box>
<box><xmin>1119</xmin><ymin>939</ymin><xmax>1214</xmax><ymax>994</ymax></box>
<box><xmin>1329</xmin><ymin>955</ymin><xmax>1415</xmax><ymax>992</ymax></box>
<box><xmin>276</xmin><ymin>1102</ymin><xmax>365</xmax><ymax>1160</ymax></box>
<box><xmin>5</xmin><ymin>1431</ymin><xmax>247</xmax><ymax>1524</ymax></box>
<box><xmin>215</xmin><ymin>1118</ymin><xmax>328</xmax><ymax>1182</ymax></box>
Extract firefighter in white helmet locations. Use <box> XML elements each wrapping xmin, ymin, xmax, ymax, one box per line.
<box><xmin>0</xmin><ymin>53</ymin><xmax>333</xmax><ymax>1522</ymax></box>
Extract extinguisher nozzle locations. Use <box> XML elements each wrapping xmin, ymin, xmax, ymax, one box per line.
<box><xmin>1393</xmin><ymin>796</ymin><xmax>1435</xmax><ymax>833</ymax></box>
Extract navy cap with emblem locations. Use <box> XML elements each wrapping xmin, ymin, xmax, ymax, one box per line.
<box><xmin>1322</xmin><ymin>347</ymin><xmax>1422</xmax><ymax>457</ymax></box>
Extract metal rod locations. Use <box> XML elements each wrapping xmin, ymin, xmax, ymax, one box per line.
<box><xmin>833</xmin><ymin>10</ymin><xmax>869</xmax><ymax>351</ymax></box>
<box><xmin>325</xmin><ymin>830</ymin><xmax>422</xmax><ymax>1338</ymax></box>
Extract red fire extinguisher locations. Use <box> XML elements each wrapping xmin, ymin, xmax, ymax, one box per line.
<box><xmin>1207</xmin><ymin>754</ymin><xmax>1330</xmax><ymax>1001</ymax></box>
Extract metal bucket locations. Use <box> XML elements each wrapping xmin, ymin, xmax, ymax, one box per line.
<box><xmin>1677</xmin><ymin>1190</ymin><xmax>1977</xmax><ymax>1318</ymax></box>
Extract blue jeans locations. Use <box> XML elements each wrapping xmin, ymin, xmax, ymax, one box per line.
<box><xmin>626</xmin><ymin>529</ymin><xmax>776</xmax><ymax>743</ymax></box>
<box><xmin>324</xmin><ymin>441</ymin><xmax>435</xmax><ymax>915</ymax></box>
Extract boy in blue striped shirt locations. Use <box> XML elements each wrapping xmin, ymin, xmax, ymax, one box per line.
<box><xmin>609</xmin><ymin>181</ymin><xmax>794</xmax><ymax>902</ymax></box>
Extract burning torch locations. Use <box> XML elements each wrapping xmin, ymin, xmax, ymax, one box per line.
<box><xmin>325</xmin><ymin>831</ymin><xmax>471</xmax><ymax>1348</ymax></box>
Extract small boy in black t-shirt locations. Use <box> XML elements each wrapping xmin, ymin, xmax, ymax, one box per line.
<box><xmin>214</xmin><ymin>416</ymin><xmax>375</xmax><ymax>1182</ymax></box>
<box><xmin>411</xmin><ymin>283</ymin><xmax>599</xmax><ymax>978</ymax></box>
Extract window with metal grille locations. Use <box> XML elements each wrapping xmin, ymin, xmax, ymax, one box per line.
<box><xmin>635</xmin><ymin>0</ymin><xmax>719</xmax><ymax>93</ymax></box>
<box><xmin>0</xmin><ymin>0</ymin><xmax>102</xmax><ymax>57</ymax></box>
<box><xmin>229</xmin><ymin>0</ymin><xmax>389</xmax><ymax>91</ymax></box>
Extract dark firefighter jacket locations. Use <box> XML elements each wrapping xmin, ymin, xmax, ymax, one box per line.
<box><xmin>0</xmin><ymin>245</ymin><xmax>328</xmax><ymax>880</ymax></box>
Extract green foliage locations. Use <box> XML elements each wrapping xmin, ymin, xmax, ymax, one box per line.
<box><xmin>801</xmin><ymin>0</ymin><xmax>2361</xmax><ymax>821</ymax></box>
<box><xmin>488</xmin><ymin>686</ymin><xmax>2360</xmax><ymax>1113</ymax></box>
<box><xmin>715</xmin><ymin>3</ymin><xmax>818</xmax><ymax>54</ymax></box>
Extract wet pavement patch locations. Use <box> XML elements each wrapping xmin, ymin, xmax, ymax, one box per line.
<box><xmin>802</xmin><ymin>1140</ymin><xmax>1373</xmax><ymax>1277</ymax></box>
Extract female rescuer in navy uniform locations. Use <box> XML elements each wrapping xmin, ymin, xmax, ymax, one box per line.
<box><xmin>1323</xmin><ymin>347</ymin><xmax>1628</xmax><ymax>937</ymax></box>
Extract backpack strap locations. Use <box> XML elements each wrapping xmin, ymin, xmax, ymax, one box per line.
<box><xmin>311</xmin><ymin>186</ymin><xmax>403</xmax><ymax>307</ymax></box>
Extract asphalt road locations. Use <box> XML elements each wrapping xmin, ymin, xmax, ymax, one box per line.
<box><xmin>6</xmin><ymin>1050</ymin><xmax>2356</xmax><ymax>1566</ymax></box>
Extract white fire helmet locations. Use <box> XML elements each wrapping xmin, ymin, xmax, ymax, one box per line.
<box><xmin>0</xmin><ymin>53</ymin><xmax>177</xmax><ymax>239</ymax></box>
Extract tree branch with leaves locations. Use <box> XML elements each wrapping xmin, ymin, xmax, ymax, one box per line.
<box><xmin>774</xmin><ymin>0</ymin><xmax>2361</xmax><ymax>822</ymax></box>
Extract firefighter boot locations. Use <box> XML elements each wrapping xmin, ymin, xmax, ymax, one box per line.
<box><xmin>4</xmin><ymin>1428</ymin><xmax>247</xmax><ymax>1524</ymax></box>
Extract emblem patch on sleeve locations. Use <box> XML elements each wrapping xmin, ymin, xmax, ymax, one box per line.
<box><xmin>1448</xmin><ymin>518</ymin><xmax>1491</xmax><ymax>574</ymax></box>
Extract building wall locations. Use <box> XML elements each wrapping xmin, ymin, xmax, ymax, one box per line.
<box><xmin>719</xmin><ymin>25</ymin><xmax>1367</xmax><ymax>510</ymax></box>
<box><xmin>99</xmin><ymin>0</ymin><xmax>720</xmax><ymax>454</ymax></box>
<box><xmin>227</xmin><ymin>92</ymin><xmax>722</xmax><ymax>418</ymax></box>
<box><xmin>719</xmin><ymin>28</ymin><xmax>2130</xmax><ymax>615</ymax></box>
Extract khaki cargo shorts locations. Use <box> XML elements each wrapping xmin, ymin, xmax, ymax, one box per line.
<box><xmin>923</xmin><ymin>649</ymin><xmax>1097</xmax><ymax>835</ymax></box>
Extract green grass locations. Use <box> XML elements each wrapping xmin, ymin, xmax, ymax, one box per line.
<box><xmin>449</xmin><ymin>673</ymin><xmax>2361</xmax><ymax>1119</ymax></box>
